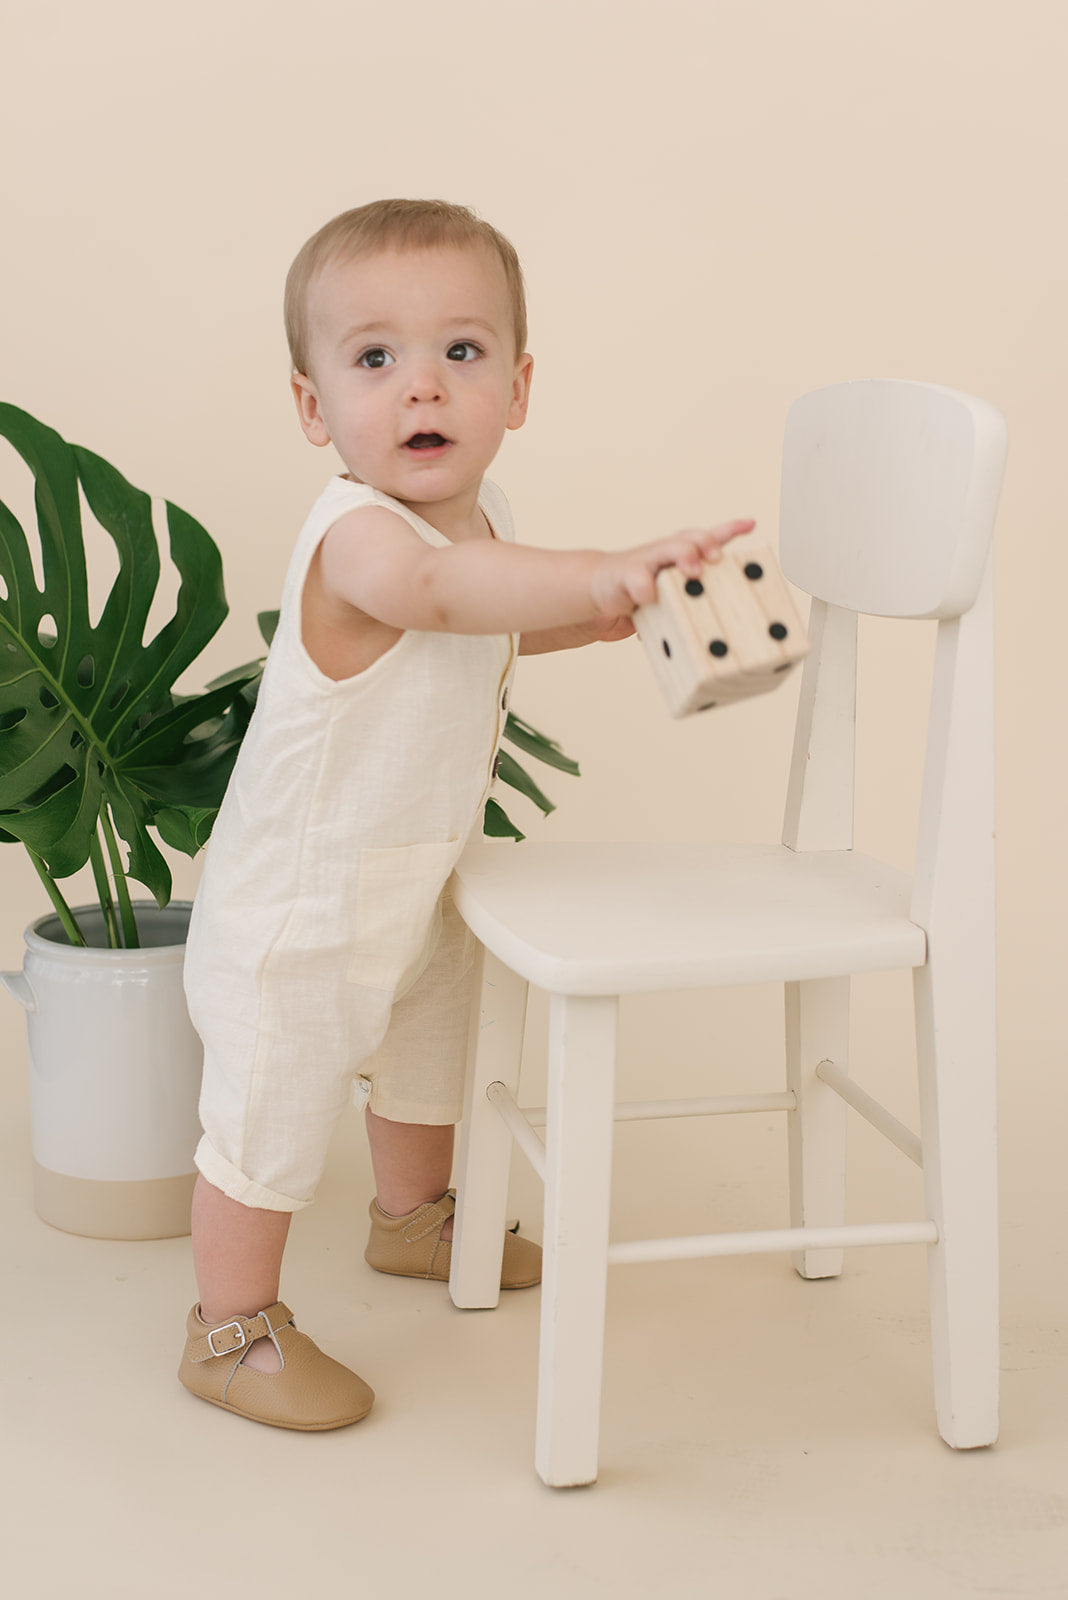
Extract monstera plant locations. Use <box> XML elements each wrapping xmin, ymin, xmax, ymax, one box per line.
<box><xmin>0</xmin><ymin>404</ymin><xmax>576</xmax><ymax>949</ymax></box>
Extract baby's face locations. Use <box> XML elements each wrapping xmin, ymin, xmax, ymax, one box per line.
<box><xmin>292</xmin><ymin>245</ymin><xmax>532</xmax><ymax>522</ymax></box>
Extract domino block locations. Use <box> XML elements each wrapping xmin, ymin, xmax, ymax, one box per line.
<box><xmin>634</xmin><ymin>539</ymin><xmax>809</xmax><ymax>717</ymax></box>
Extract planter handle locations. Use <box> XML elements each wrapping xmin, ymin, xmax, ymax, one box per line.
<box><xmin>0</xmin><ymin>971</ymin><xmax>37</xmax><ymax>1012</ymax></box>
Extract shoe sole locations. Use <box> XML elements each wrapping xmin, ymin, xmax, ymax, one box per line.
<box><xmin>179</xmin><ymin>1378</ymin><xmax>373</xmax><ymax>1430</ymax></box>
<box><xmin>366</xmin><ymin>1263</ymin><xmax>541</xmax><ymax>1289</ymax></box>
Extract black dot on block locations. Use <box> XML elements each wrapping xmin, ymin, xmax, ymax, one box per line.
<box><xmin>744</xmin><ymin>562</ymin><xmax>764</xmax><ymax>580</ymax></box>
<box><xmin>661</xmin><ymin>639</ymin><xmax>672</xmax><ymax>658</ymax></box>
<box><xmin>769</xmin><ymin>623</ymin><xmax>788</xmax><ymax>640</ymax></box>
<box><xmin>709</xmin><ymin>639</ymin><xmax>728</xmax><ymax>657</ymax></box>
<box><xmin>684</xmin><ymin>578</ymin><xmax>704</xmax><ymax>597</ymax></box>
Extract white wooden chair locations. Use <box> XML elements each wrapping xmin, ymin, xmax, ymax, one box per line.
<box><xmin>448</xmin><ymin>379</ymin><xmax>1006</xmax><ymax>1487</ymax></box>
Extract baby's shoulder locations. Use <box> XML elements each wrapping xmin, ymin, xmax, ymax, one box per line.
<box><xmin>307</xmin><ymin>478</ymin><xmax>420</xmax><ymax>548</ymax></box>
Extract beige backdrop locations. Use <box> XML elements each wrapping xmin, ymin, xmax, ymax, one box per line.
<box><xmin>1</xmin><ymin>0</ymin><xmax>1065</xmax><ymax>1270</ymax></box>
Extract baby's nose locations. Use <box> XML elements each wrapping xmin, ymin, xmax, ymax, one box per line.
<box><xmin>405</xmin><ymin>365</ymin><xmax>443</xmax><ymax>403</ymax></box>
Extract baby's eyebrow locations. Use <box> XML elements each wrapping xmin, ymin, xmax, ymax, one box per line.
<box><xmin>339</xmin><ymin>321</ymin><xmax>393</xmax><ymax>347</ymax></box>
<box><xmin>338</xmin><ymin>315</ymin><xmax>502</xmax><ymax>348</ymax></box>
<box><xmin>446</xmin><ymin>317</ymin><xmax>499</xmax><ymax>337</ymax></box>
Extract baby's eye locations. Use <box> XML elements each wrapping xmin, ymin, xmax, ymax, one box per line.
<box><xmin>357</xmin><ymin>347</ymin><xmax>394</xmax><ymax>369</ymax></box>
<box><xmin>446</xmin><ymin>342</ymin><xmax>481</xmax><ymax>362</ymax></box>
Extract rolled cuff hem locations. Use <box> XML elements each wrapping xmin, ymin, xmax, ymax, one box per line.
<box><xmin>194</xmin><ymin>1136</ymin><xmax>313</xmax><ymax>1213</ymax></box>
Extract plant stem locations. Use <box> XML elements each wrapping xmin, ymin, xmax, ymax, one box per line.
<box><xmin>99</xmin><ymin>805</ymin><xmax>140</xmax><ymax>948</ymax></box>
<box><xmin>89</xmin><ymin>827</ymin><xmax>122</xmax><ymax>948</ymax></box>
<box><xmin>26</xmin><ymin>849</ymin><xmax>87</xmax><ymax>947</ymax></box>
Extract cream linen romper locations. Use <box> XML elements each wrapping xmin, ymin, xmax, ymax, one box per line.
<box><xmin>184</xmin><ymin>476</ymin><xmax>517</xmax><ymax>1212</ymax></box>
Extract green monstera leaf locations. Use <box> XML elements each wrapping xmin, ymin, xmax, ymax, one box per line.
<box><xmin>486</xmin><ymin>716</ymin><xmax>580</xmax><ymax>840</ymax></box>
<box><xmin>0</xmin><ymin>404</ymin><xmax>257</xmax><ymax>929</ymax></box>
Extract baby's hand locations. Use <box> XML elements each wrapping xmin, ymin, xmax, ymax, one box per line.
<box><xmin>568</xmin><ymin>614</ymin><xmax>637</xmax><ymax>646</ymax></box>
<box><xmin>590</xmin><ymin>520</ymin><xmax>756</xmax><ymax>616</ymax></box>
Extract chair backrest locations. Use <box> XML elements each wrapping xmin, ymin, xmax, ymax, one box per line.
<box><xmin>779</xmin><ymin>380</ymin><xmax>1006</xmax><ymax>620</ymax></box>
<box><xmin>778</xmin><ymin>382</ymin><xmax>1006</xmax><ymax>947</ymax></box>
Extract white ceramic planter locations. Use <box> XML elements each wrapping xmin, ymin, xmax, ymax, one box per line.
<box><xmin>1</xmin><ymin>901</ymin><xmax>203</xmax><ymax>1239</ymax></box>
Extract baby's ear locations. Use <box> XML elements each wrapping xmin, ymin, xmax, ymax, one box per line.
<box><xmin>292</xmin><ymin>373</ymin><xmax>332</xmax><ymax>447</ymax></box>
<box><xmin>507</xmin><ymin>352</ymin><xmax>534</xmax><ymax>431</ymax></box>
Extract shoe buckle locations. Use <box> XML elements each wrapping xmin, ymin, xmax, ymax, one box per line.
<box><xmin>207</xmin><ymin>1318</ymin><xmax>247</xmax><ymax>1356</ymax></box>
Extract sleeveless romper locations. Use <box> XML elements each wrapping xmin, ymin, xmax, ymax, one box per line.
<box><xmin>184</xmin><ymin>476</ymin><xmax>517</xmax><ymax>1212</ymax></box>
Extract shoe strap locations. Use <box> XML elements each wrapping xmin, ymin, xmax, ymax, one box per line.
<box><xmin>188</xmin><ymin>1301</ymin><xmax>294</xmax><ymax>1364</ymax></box>
<box><xmin>403</xmin><ymin>1189</ymin><xmax>457</xmax><ymax>1243</ymax></box>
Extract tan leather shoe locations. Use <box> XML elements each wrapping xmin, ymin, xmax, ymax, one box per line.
<box><xmin>365</xmin><ymin>1189</ymin><xmax>542</xmax><ymax>1288</ymax></box>
<box><xmin>178</xmin><ymin>1302</ymin><xmax>374</xmax><ymax>1430</ymax></box>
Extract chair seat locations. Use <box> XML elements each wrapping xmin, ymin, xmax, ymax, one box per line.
<box><xmin>451</xmin><ymin>841</ymin><xmax>926</xmax><ymax>994</ymax></box>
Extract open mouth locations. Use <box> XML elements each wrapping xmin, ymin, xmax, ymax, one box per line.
<box><xmin>405</xmin><ymin>432</ymin><xmax>448</xmax><ymax>451</ymax></box>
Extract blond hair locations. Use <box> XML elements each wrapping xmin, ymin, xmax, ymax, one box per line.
<box><xmin>284</xmin><ymin>198</ymin><xmax>527</xmax><ymax>375</ymax></box>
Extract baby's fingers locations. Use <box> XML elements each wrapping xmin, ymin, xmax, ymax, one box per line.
<box><xmin>653</xmin><ymin>520</ymin><xmax>755</xmax><ymax>578</ymax></box>
<box><xmin>693</xmin><ymin>518</ymin><xmax>757</xmax><ymax>562</ymax></box>
<box><xmin>624</xmin><ymin>563</ymin><xmax>664</xmax><ymax>607</ymax></box>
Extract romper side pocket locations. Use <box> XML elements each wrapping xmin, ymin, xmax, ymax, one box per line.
<box><xmin>347</xmin><ymin>839</ymin><xmax>464</xmax><ymax>997</ymax></box>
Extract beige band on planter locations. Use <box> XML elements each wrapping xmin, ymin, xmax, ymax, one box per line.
<box><xmin>32</xmin><ymin>1163</ymin><xmax>196</xmax><ymax>1240</ymax></box>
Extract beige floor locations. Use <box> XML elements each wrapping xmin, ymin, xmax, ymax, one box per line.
<box><xmin>3</xmin><ymin>985</ymin><xmax>1067</xmax><ymax>1600</ymax></box>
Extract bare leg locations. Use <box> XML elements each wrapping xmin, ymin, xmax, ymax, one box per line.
<box><xmin>191</xmin><ymin>1174</ymin><xmax>292</xmax><ymax>1372</ymax></box>
<box><xmin>365</xmin><ymin>1107</ymin><xmax>457</xmax><ymax>1240</ymax></box>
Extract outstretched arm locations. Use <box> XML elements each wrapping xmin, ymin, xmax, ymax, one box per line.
<box><xmin>318</xmin><ymin>507</ymin><xmax>756</xmax><ymax>637</ymax></box>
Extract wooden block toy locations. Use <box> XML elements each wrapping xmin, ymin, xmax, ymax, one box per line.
<box><xmin>634</xmin><ymin>539</ymin><xmax>809</xmax><ymax>717</ymax></box>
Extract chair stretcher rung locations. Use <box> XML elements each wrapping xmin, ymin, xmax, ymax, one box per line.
<box><xmin>606</xmin><ymin>1219</ymin><xmax>938</xmax><ymax>1266</ymax></box>
<box><xmin>816</xmin><ymin>1060</ymin><xmax>923</xmax><ymax>1166</ymax></box>
<box><xmin>486</xmin><ymin>1081</ymin><xmax>546</xmax><ymax>1179</ymax></box>
<box><xmin>518</xmin><ymin>1091</ymin><xmax>797</xmax><ymax>1128</ymax></box>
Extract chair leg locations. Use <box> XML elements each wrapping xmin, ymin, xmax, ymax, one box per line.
<box><xmin>536</xmin><ymin>992</ymin><xmax>618</xmax><ymax>1488</ymax></box>
<box><xmin>785</xmin><ymin>977</ymin><xmax>849</xmax><ymax>1279</ymax></box>
<box><xmin>914</xmin><ymin>961</ymin><xmax>999</xmax><ymax>1448</ymax></box>
<box><xmin>450</xmin><ymin>948</ymin><xmax>529</xmax><ymax>1310</ymax></box>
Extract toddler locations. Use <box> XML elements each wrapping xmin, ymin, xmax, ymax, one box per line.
<box><xmin>177</xmin><ymin>198</ymin><xmax>753</xmax><ymax>1429</ymax></box>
